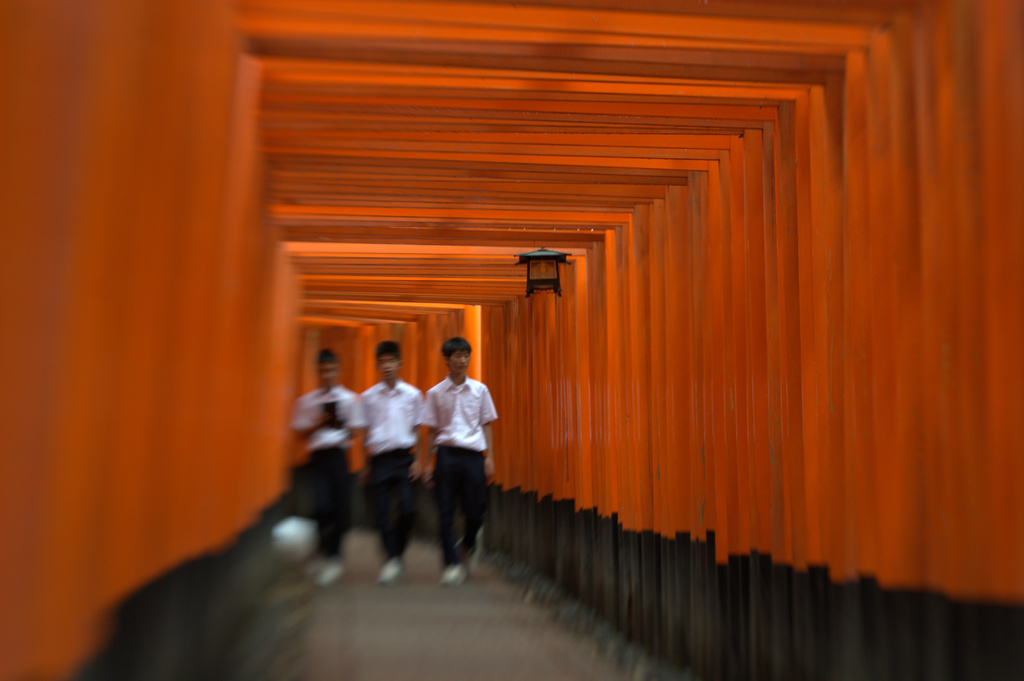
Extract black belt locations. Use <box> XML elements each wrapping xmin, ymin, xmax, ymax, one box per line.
<box><xmin>373</xmin><ymin>447</ymin><xmax>413</xmax><ymax>458</ymax></box>
<box><xmin>312</xmin><ymin>446</ymin><xmax>346</xmax><ymax>454</ymax></box>
<box><xmin>438</xmin><ymin>445</ymin><xmax>483</xmax><ymax>456</ymax></box>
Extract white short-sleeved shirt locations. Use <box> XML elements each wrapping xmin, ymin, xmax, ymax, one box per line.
<box><xmin>360</xmin><ymin>379</ymin><xmax>424</xmax><ymax>455</ymax></box>
<box><xmin>291</xmin><ymin>384</ymin><xmax>366</xmax><ymax>452</ymax></box>
<box><xmin>423</xmin><ymin>376</ymin><xmax>498</xmax><ymax>453</ymax></box>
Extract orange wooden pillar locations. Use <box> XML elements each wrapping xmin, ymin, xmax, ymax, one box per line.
<box><xmin>0</xmin><ymin>2</ymin><xmax>298</xmax><ymax>679</ymax></box>
<box><xmin>663</xmin><ymin>184</ymin><xmax>693</xmax><ymax>542</ymax></box>
<box><xmin>977</xmin><ymin>0</ymin><xmax>1024</xmax><ymax>601</ymax></box>
<box><xmin>463</xmin><ymin>304</ymin><xmax>483</xmax><ymax>382</ymax></box>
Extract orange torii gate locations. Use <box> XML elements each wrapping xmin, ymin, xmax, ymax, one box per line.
<box><xmin>2</xmin><ymin>1</ymin><xmax>1023</xmax><ymax>680</ymax></box>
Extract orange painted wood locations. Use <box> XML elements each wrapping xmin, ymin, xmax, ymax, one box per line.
<box><xmin>665</xmin><ymin>185</ymin><xmax>694</xmax><ymax>538</ymax></box>
<box><xmin>809</xmin><ymin>77</ymin><xmax>848</xmax><ymax>580</ymax></box>
<box><xmin>978</xmin><ymin>0</ymin><xmax>1024</xmax><ymax>600</ymax></box>
<box><xmin>791</xmin><ymin>91</ymin><xmax>824</xmax><ymax>568</ymax></box>
<box><xmin>728</xmin><ymin>137</ymin><xmax>754</xmax><ymax>555</ymax></box>
<box><xmin>0</xmin><ymin>2</ymin><xmax>296</xmax><ymax>679</ymax></box>
<box><xmin>864</xmin><ymin>27</ymin><xmax>907</xmax><ymax>589</ymax></box>
<box><xmin>707</xmin><ymin>163</ymin><xmax>733</xmax><ymax>563</ymax></box>
<box><xmin>688</xmin><ymin>171</ymin><xmax>713</xmax><ymax>543</ymax></box>
<box><xmin>773</xmin><ymin>101</ymin><xmax>810</xmax><ymax>570</ymax></box>
<box><xmin>9</xmin><ymin>3</ymin><xmax>1024</xmax><ymax>678</ymax></box>
<box><xmin>267</xmin><ymin>0</ymin><xmax>1024</xmax><ymax>605</ymax></box>
<box><xmin>648</xmin><ymin>198</ymin><xmax>670</xmax><ymax>537</ymax></box>
<box><xmin>741</xmin><ymin>129</ymin><xmax>774</xmax><ymax>556</ymax></box>
<box><xmin>717</xmin><ymin>148</ymin><xmax>746</xmax><ymax>559</ymax></box>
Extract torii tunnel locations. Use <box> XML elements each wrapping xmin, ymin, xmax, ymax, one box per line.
<box><xmin>3</xmin><ymin>1</ymin><xmax>1024</xmax><ymax>680</ymax></box>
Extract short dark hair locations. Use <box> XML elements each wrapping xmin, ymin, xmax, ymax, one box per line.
<box><xmin>376</xmin><ymin>340</ymin><xmax>401</xmax><ymax>360</ymax></box>
<box><xmin>441</xmin><ymin>336</ymin><xmax>472</xmax><ymax>357</ymax></box>
<box><xmin>317</xmin><ymin>348</ymin><xmax>338</xmax><ymax>364</ymax></box>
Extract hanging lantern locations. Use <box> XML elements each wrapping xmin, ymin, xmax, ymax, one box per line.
<box><xmin>515</xmin><ymin>247</ymin><xmax>569</xmax><ymax>297</ymax></box>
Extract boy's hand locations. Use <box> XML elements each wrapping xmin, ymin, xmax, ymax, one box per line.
<box><xmin>484</xmin><ymin>457</ymin><xmax>495</xmax><ymax>479</ymax></box>
<box><xmin>409</xmin><ymin>459</ymin><xmax>422</xmax><ymax>481</ymax></box>
<box><xmin>422</xmin><ymin>464</ymin><xmax>435</xmax><ymax>489</ymax></box>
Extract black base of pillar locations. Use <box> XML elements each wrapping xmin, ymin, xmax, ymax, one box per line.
<box><xmin>73</xmin><ymin>499</ymin><xmax>295</xmax><ymax>681</ymax></box>
<box><xmin>488</xmin><ymin>485</ymin><xmax>1024</xmax><ymax>681</ymax></box>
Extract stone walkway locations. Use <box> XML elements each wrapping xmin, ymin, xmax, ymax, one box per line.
<box><xmin>304</xmin><ymin>529</ymin><xmax>637</xmax><ymax>681</ymax></box>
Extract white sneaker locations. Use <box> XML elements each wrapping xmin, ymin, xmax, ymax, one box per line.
<box><xmin>316</xmin><ymin>558</ymin><xmax>344</xmax><ymax>587</ymax></box>
<box><xmin>440</xmin><ymin>564</ymin><xmax>466</xmax><ymax>586</ymax></box>
<box><xmin>377</xmin><ymin>558</ymin><xmax>403</xmax><ymax>585</ymax></box>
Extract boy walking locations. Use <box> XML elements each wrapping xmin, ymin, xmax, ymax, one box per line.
<box><xmin>360</xmin><ymin>341</ymin><xmax>424</xmax><ymax>584</ymax></box>
<box><xmin>291</xmin><ymin>348</ymin><xmax>366</xmax><ymax>587</ymax></box>
<box><xmin>423</xmin><ymin>337</ymin><xmax>498</xmax><ymax>586</ymax></box>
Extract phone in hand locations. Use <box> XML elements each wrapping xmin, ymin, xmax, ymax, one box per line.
<box><xmin>322</xmin><ymin>401</ymin><xmax>344</xmax><ymax>429</ymax></box>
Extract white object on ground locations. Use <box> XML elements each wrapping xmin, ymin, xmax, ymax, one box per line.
<box><xmin>270</xmin><ymin>516</ymin><xmax>318</xmax><ymax>563</ymax></box>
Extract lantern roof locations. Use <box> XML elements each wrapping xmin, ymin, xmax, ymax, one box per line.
<box><xmin>514</xmin><ymin>247</ymin><xmax>570</xmax><ymax>264</ymax></box>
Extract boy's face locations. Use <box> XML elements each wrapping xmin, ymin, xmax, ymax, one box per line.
<box><xmin>376</xmin><ymin>354</ymin><xmax>401</xmax><ymax>382</ymax></box>
<box><xmin>444</xmin><ymin>350</ymin><xmax>471</xmax><ymax>376</ymax></box>
<box><xmin>318</xmin><ymin>361</ymin><xmax>339</xmax><ymax>388</ymax></box>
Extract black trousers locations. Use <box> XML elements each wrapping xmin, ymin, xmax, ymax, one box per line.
<box><xmin>308</xmin><ymin>447</ymin><xmax>352</xmax><ymax>558</ymax></box>
<box><xmin>434</xmin><ymin>445</ymin><xmax>486</xmax><ymax>567</ymax></box>
<box><xmin>369</xmin><ymin>448</ymin><xmax>417</xmax><ymax>560</ymax></box>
